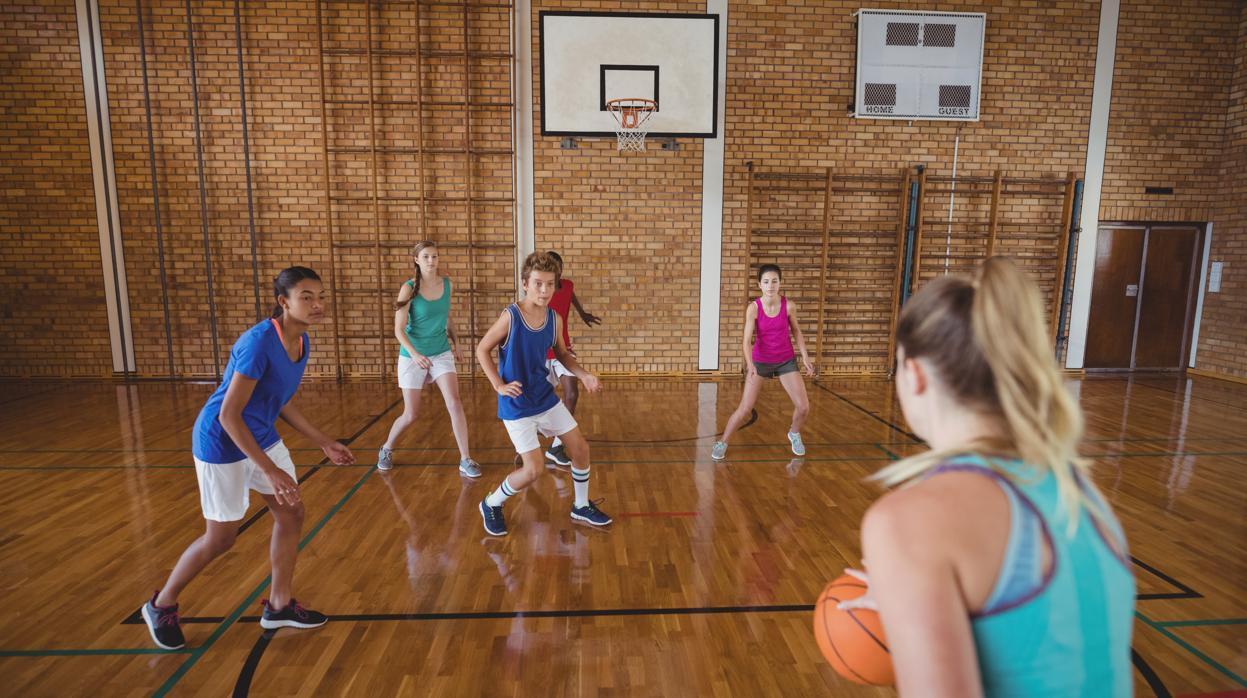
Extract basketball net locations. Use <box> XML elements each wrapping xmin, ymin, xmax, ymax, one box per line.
<box><xmin>605</xmin><ymin>98</ymin><xmax>657</xmax><ymax>152</ymax></box>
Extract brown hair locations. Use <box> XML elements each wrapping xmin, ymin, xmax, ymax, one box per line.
<box><xmin>875</xmin><ymin>257</ymin><xmax>1097</xmax><ymax>533</ymax></box>
<box><xmin>395</xmin><ymin>240</ymin><xmax>437</xmax><ymax>311</ymax></box>
<box><xmin>521</xmin><ymin>251</ymin><xmax>560</xmax><ymax>283</ymax></box>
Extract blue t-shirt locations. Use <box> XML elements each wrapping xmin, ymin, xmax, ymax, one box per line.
<box><xmin>497</xmin><ymin>303</ymin><xmax>560</xmax><ymax>420</ymax></box>
<box><xmin>193</xmin><ymin>319</ymin><xmax>310</xmax><ymax>463</ymax></box>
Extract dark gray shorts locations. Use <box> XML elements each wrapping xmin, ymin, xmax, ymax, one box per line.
<box><xmin>754</xmin><ymin>358</ymin><xmax>798</xmax><ymax>379</ymax></box>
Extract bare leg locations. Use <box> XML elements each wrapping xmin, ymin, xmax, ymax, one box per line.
<box><xmin>154</xmin><ymin>520</ymin><xmax>239</xmax><ymax>607</ymax></box>
<box><xmin>778</xmin><ymin>372</ymin><xmax>810</xmax><ymax>433</ymax></box>
<box><xmin>719</xmin><ymin>373</ymin><xmax>764</xmax><ymax>445</ymax></box>
<box><xmin>382</xmin><ymin>388</ymin><xmax>424</xmax><ymax>449</ymax></box>
<box><xmin>560</xmin><ymin>374</ymin><xmax>580</xmax><ymax>415</ymax></box>
<box><xmin>434</xmin><ymin>373</ymin><xmax>471</xmax><ymax>460</ymax></box>
<box><xmin>260</xmin><ymin>494</ymin><xmax>305</xmax><ymax>610</ymax></box>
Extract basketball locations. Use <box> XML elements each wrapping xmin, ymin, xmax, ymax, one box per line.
<box><xmin>813</xmin><ymin>574</ymin><xmax>894</xmax><ymax>686</ymax></box>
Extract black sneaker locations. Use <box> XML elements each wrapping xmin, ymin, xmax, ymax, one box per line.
<box><xmin>259</xmin><ymin>598</ymin><xmax>328</xmax><ymax>629</ymax></box>
<box><xmin>141</xmin><ymin>592</ymin><xmax>186</xmax><ymax>650</ymax></box>
<box><xmin>480</xmin><ymin>498</ymin><xmax>508</xmax><ymax>537</ymax></box>
<box><xmin>545</xmin><ymin>443</ymin><xmax>572</xmax><ymax>466</ymax></box>
<box><xmin>570</xmin><ymin>499</ymin><xmax>613</xmax><ymax>527</ymax></box>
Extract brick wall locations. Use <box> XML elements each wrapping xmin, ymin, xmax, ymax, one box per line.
<box><xmin>0</xmin><ymin>1</ymin><xmax>113</xmax><ymax>378</ymax></box>
<box><xmin>529</xmin><ymin>1</ymin><xmax>707</xmax><ymax>374</ymax></box>
<box><xmin>4</xmin><ymin>0</ymin><xmax>1244</xmax><ymax>378</ymax></box>
<box><xmin>93</xmin><ymin>0</ymin><xmax>514</xmax><ymax>378</ymax></box>
<box><xmin>1099</xmin><ymin>0</ymin><xmax>1240</xmax><ymax>223</ymax></box>
<box><xmin>1195</xmin><ymin>4</ymin><xmax>1247</xmax><ymax>379</ymax></box>
<box><xmin>721</xmin><ymin>0</ymin><xmax>1098</xmax><ymax>373</ymax></box>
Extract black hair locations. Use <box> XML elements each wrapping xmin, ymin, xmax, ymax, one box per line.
<box><xmin>757</xmin><ymin>263</ymin><xmax>781</xmax><ymax>282</ymax></box>
<box><xmin>271</xmin><ymin>266</ymin><xmax>321</xmax><ymax>318</ymax></box>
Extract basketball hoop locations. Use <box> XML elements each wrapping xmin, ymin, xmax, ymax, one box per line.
<box><xmin>605</xmin><ymin>98</ymin><xmax>656</xmax><ymax>152</ymax></box>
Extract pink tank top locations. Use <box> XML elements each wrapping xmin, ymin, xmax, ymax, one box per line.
<box><xmin>752</xmin><ymin>297</ymin><xmax>795</xmax><ymax>363</ymax></box>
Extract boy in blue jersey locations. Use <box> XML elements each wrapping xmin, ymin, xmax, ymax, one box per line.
<box><xmin>475</xmin><ymin>252</ymin><xmax>610</xmax><ymax>536</ymax></box>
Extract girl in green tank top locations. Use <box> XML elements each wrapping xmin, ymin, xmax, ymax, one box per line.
<box><xmin>376</xmin><ymin>241</ymin><xmax>480</xmax><ymax>478</ymax></box>
<box><xmin>837</xmin><ymin>258</ymin><xmax>1134</xmax><ymax>697</ymax></box>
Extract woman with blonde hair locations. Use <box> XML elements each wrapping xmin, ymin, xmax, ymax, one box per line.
<box><xmin>844</xmin><ymin>257</ymin><xmax>1134</xmax><ymax>697</ymax></box>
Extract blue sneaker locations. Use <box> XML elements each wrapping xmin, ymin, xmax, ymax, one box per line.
<box><xmin>480</xmin><ymin>499</ymin><xmax>508</xmax><ymax>537</ymax></box>
<box><xmin>710</xmin><ymin>441</ymin><xmax>728</xmax><ymax>460</ymax></box>
<box><xmin>570</xmin><ymin>499</ymin><xmax>612</xmax><ymax>527</ymax></box>
<box><xmin>787</xmin><ymin>431</ymin><xmax>806</xmax><ymax>457</ymax></box>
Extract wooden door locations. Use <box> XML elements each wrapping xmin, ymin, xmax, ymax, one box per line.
<box><xmin>1135</xmin><ymin>227</ymin><xmax>1200</xmax><ymax>368</ymax></box>
<box><xmin>1085</xmin><ymin>227</ymin><xmax>1145</xmax><ymax>368</ymax></box>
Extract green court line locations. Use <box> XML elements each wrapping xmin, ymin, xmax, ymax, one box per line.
<box><xmin>874</xmin><ymin>443</ymin><xmax>900</xmax><ymax>461</ymax></box>
<box><xmin>1155</xmin><ymin>618</ymin><xmax>1247</xmax><ymax>628</ymax></box>
<box><xmin>0</xmin><ymin>648</ymin><xmax>193</xmax><ymax>657</ymax></box>
<box><xmin>1136</xmin><ymin>611</ymin><xmax>1247</xmax><ymax>688</ymax></box>
<box><xmin>152</xmin><ymin>465</ymin><xmax>377</xmax><ymax>697</ymax></box>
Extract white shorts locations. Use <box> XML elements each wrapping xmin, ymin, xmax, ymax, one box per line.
<box><xmin>503</xmin><ymin>402</ymin><xmax>578</xmax><ymax>454</ymax></box>
<box><xmin>397</xmin><ymin>350</ymin><xmax>456</xmax><ymax>389</ymax></box>
<box><xmin>546</xmin><ymin>358</ymin><xmax>575</xmax><ymax>386</ymax></box>
<box><xmin>194</xmin><ymin>440</ymin><xmax>297</xmax><ymax>522</ymax></box>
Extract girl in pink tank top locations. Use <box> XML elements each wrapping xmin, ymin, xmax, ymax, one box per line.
<box><xmin>712</xmin><ymin>264</ymin><xmax>815</xmax><ymax>462</ymax></box>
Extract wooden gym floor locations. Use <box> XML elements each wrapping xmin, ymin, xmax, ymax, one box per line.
<box><xmin>0</xmin><ymin>374</ymin><xmax>1243</xmax><ymax>696</ymax></box>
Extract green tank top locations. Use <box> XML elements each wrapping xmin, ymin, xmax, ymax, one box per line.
<box><xmin>398</xmin><ymin>277</ymin><xmax>452</xmax><ymax>358</ymax></box>
<box><xmin>935</xmin><ymin>455</ymin><xmax>1136</xmax><ymax>697</ymax></box>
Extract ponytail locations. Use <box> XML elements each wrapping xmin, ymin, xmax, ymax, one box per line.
<box><xmin>271</xmin><ymin>266</ymin><xmax>321</xmax><ymax>319</ymax></box>
<box><xmin>874</xmin><ymin>257</ymin><xmax>1102</xmax><ymax>535</ymax></box>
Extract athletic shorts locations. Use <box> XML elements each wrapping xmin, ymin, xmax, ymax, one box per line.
<box><xmin>397</xmin><ymin>350</ymin><xmax>456</xmax><ymax>389</ymax></box>
<box><xmin>502</xmin><ymin>402</ymin><xmax>577</xmax><ymax>454</ymax></box>
<box><xmin>755</xmin><ymin>358</ymin><xmax>798</xmax><ymax>379</ymax></box>
<box><xmin>546</xmin><ymin>358</ymin><xmax>575</xmax><ymax>386</ymax></box>
<box><xmin>194</xmin><ymin>440</ymin><xmax>297</xmax><ymax>522</ymax></box>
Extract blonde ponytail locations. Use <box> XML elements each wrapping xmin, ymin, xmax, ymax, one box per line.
<box><xmin>874</xmin><ymin>257</ymin><xmax>1105</xmax><ymax>535</ymax></box>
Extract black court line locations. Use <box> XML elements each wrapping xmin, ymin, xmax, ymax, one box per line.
<box><xmin>233</xmin><ymin>629</ymin><xmax>276</xmax><ymax>698</ymax></box>
<box><xmin>1132</xmin><ymin>556</ymin><xmax>1202</xmax><ymax>601</ymax></box>
<box><xmin>119</xmin><ymin>397</ymin><xmax>403</xmax><ymax>627</ymax></box>
<box><xmin>235</xmin><ymin>397</ymin><xmax>402</xmax><ymax>535</ymax></box>
<box><xmin>1131</xmin><ymin>648</ymin><xmax>1173</xmax><ymax>698</ymax></box>
<box><xmin>810</xmin><ymin>380</ymin><xmax>920</xmax><ymax>441</ymax></box>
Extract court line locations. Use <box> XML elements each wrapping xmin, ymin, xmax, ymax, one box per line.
<box><xmin>151</xmin><ymin>464</ymin><xmax>379</xmax><ymax>697</ymax></box>
<box><xmin>1117</xmin><ymin>378</ymin><xmax>1247</xmax><ymax>413</ymax></box>
<box><xmin>1156</xmin><ymin>618</ymin><xmax>1247</xmax><ymax>628</ymax></box>
<box><xmin>1136</xmin><ymin>611</ymin><xmax>1247</xmax><ymax>688</ymax></box>
<box><xmin>1132</xmin><ymin>557</ymin><xmax>1202</xmax><ymax>600</ymax></box>
<box><xmin>0</xmin><ymin>647</ymin><xmax>192</xmax><ymax>657</ymax></box>
<box><xmin>0</xmin><ymin>384</ymin><xmax>62</xmax><ymax>408</ymax></box>
<box><xmin>235</xmin><ymin>397</ymin><xmax>402</xmax><ymax>535</ymax></box>
<box><xmin>810</xmin><ymin>381</ymin><xmax>920</xmax><ymax>440</ymax></box>
<box><xmin>1132</xmin><ymin>648</ymin><xmax>1174</xmax><ymax>698</ymax></box>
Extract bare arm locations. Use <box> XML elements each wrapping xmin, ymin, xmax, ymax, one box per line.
<box><xmin>219</xmin><ymin>375</ymin><xmax>302</xmax><ymax>505</ymax></box>
<box><xmin>570</xmin><ymin>292</ymin><xmax>601</xmax><ymax>327</ymax></box>
<box><xmin>862</xmin><ymin>494</ymin><xmax>984</xmax><ymax>698</ymax></box>
<box><xmin>741</xmin><ymin>303</ymin><xmax>758</xmax><ymax>375</ymax></box>
<box><xmin>476</xmin><ymin>310</ymin><xmax>521</xmax><ymax>397</ymax></box>
<box><xmin>444</xmin><ymin>277</ymin><xmax>465</xmax><ymax>360</ymax></box>
<box><xmin>786</xmin><ymin>300</ymin><xmax>815</xmax><ymax>375</ymax></box>
<box><xmin>392</xmin><ymin>283</ymin><xmax>429</xmax><ymax>367</ymax></box>
<box><xmin>552</xmin><ymin>315</ymin><xmax>601</xmax><ymax>392</ymax></box>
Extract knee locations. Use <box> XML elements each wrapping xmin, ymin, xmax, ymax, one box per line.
<box><xmin>794</xmin><ymin>400</ymin><xmax>809</xmax><ymax>417</ymax></box>
<box><xmin>206</xmin><ymin>530</ymin><xmax>238</xmax><ymax>556</ymax></box>
<box><xmin>565</xmin><ymin>441</ymin><xmax>589</xmax><ymax>465</ymax></box>
<box><xmin>272</xmin><ymin>501</ymin><xmax>306</xmax><ymax>527</ymax></box>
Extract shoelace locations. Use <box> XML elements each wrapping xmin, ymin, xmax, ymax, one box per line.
<box><xmin>157</xmin><ymin>609</ymin><xmax>180</xmax><ymax>627</ymax></box>
<box><xmin>583</xmin><ymin>497</ymin><xmax>606</xmax><ymax>514</ymax></box>
<box><xmin>262</xmin><ymin>598</ymin><xmax>308</xmax><ymax>619</ymax></box>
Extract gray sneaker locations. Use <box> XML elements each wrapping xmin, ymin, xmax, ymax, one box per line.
<box><xmin>787</xmin><ymin>431</ymin><xmax>806</xmax><ymax>457</ymax></box>
<box><xmin>711</xmin><ymin>441</ymin><xmax>728</xmax><ymax>461</ymax></box>
<box><xmin>377</xmin><ymin>447</ymin><xmax>394</xmax><ymax>471</ymax></box>
<box><xmin>459</xmin><ymin>457</ymin><xmax>482</xmax><ymax>478</ymax></box>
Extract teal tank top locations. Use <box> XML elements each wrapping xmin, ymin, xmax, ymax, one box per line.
<box><xmin>398</xmin><ymin>277</ymin><xmax>452</xmax><ymax>358</ymax></box>
<box><xmin>932</xmin><ymin>455</ymin><xmax>1135</xmax><ymax>698</ymax></box>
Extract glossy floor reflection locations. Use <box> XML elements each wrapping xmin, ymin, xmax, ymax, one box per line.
<box><xmin>0</xmin><ymin>375</ymin><xmax>1243</xmax><ymax>696</ymax></box>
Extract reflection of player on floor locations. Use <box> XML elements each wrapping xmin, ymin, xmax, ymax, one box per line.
<box><xmin>476</xmin><ymin>252</ymin><xmax>611</xmax><ymax>537</ymax></box>
<box><xmin>542</xmin><ymin>250</ymin><xmax>601</xmax><ymax>466</ymax></box>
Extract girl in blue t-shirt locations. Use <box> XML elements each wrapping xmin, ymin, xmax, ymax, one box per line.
<box><xmin>140</xmin><ymin>267</ymin><xmax>355</xmax><ymax>651</ymax></box>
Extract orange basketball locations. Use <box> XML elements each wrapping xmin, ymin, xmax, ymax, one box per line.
<box><xmin>813</xmin><ymin>574</ymin><xmax>895</xmax><ymax>686</ymax></box>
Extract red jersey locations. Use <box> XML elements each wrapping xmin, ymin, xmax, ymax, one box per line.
<box><xmin>546</xmin><ymin>279</ymin><xmax>574</xmax><ymax>360</ymax></box>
